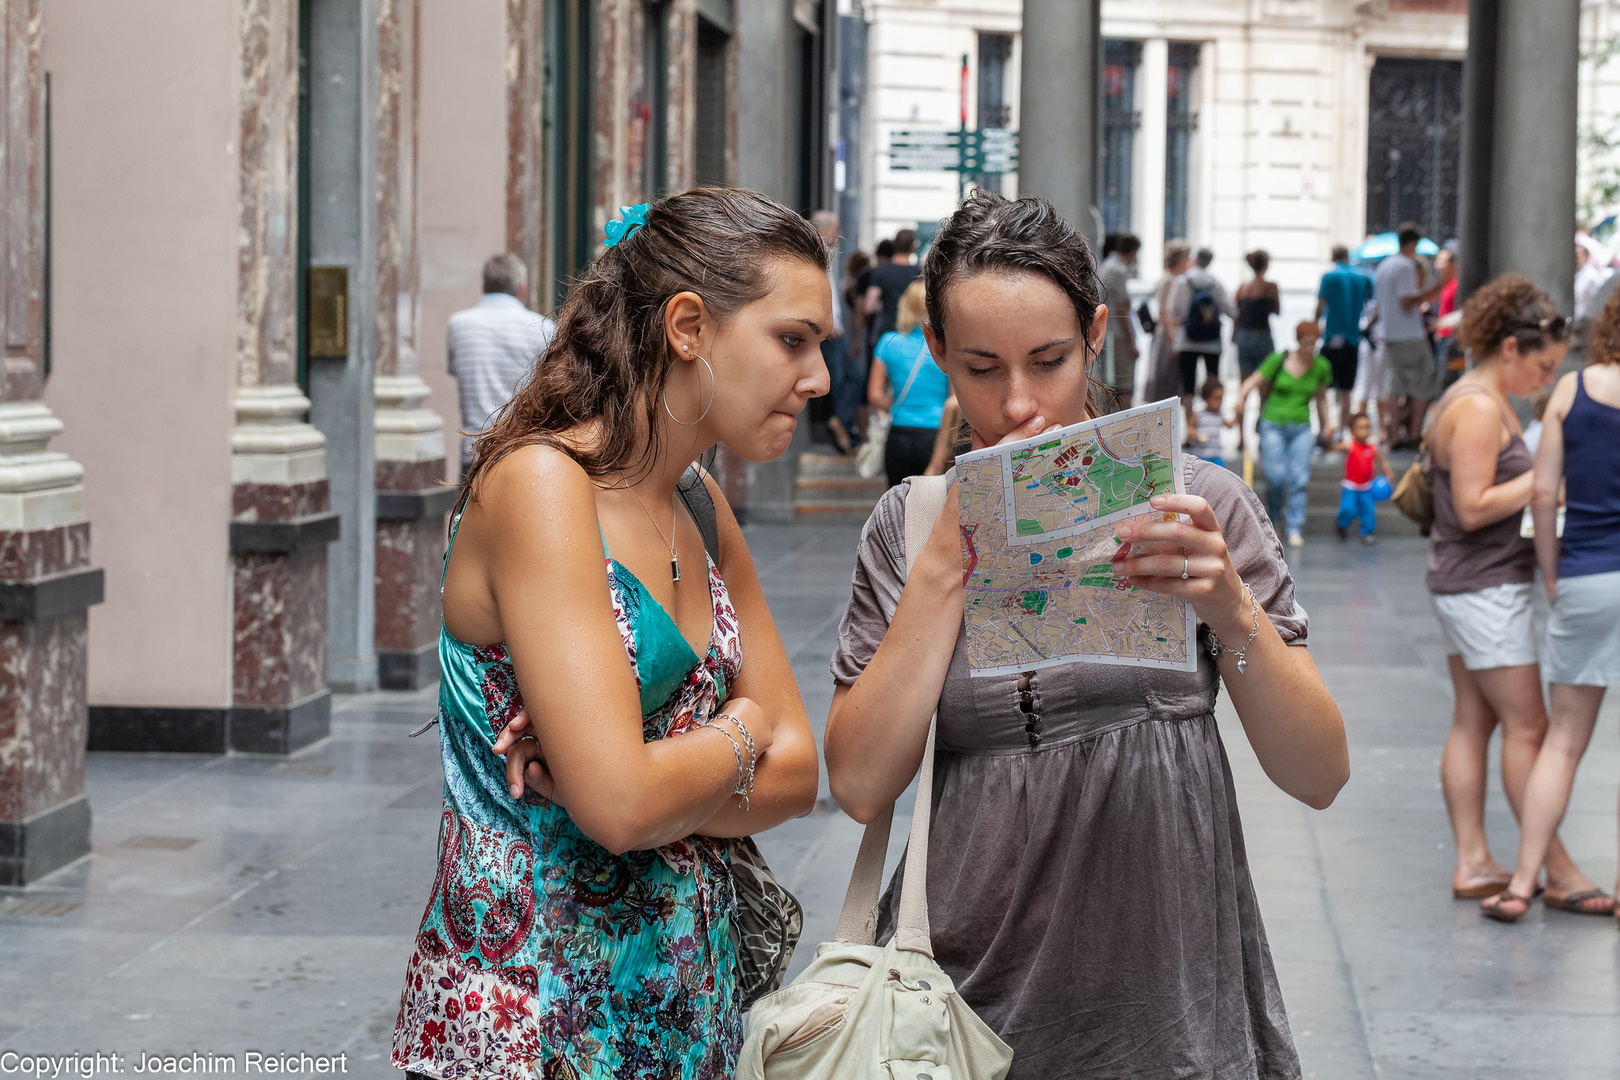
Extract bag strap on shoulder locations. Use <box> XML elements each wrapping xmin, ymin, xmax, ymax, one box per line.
<box><xmin>831</xmin><ymin>473</ymin><xmax>951</xmax><ymax>956</ymax></box>
<box><xmin>675</xmin><ymin>464</ymin><xmax>722</xmax><ymax>566</ymax></box>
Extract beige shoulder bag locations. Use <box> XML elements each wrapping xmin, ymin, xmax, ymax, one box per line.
<box><xmin>736</xmin><ymin>474</ymin><xmax>1013</xmax><ymax>1080</ymax></box>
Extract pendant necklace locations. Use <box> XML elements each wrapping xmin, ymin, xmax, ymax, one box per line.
<box><xmin>623</xmin><ymin>481</ymin><xmax>681</xmax><ymax>581</ymax></box>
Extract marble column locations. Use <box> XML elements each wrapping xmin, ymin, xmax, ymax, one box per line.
<box><xmin>0</xmin><ymin>0</ymin><xmax>104</xmax><ymax>885</ymax></box>
<box><xmin>230</xmin><ymin>0</ymin><xmax>339</xmax><ymax>753</ymax></box>
<box><xmin>374</xmin><ymin>0</ymin><xmax>450</xmax><ymax>690</ymax></box>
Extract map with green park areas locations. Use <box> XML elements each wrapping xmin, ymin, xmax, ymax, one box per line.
<box><xmin>954</xmin><ymin>399</ymin><xmax>1197</xmax><ymax>675</ymax></box>
<box><xmin>999</xmin><ymin>402</ymin><xmax>1179</xmax><ymax>545</ymax></box>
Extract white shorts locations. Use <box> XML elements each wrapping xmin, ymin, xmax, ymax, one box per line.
<box><xmin>1543</xmin><ymin>570</ymin><xmax>1620</xmax><ymax>686</ymax></box>
<box><xmin>1431</xmin><ymin>581</ymin><xmax>1539</xmax><ymax>671</ymax></box>
<box><xmin>1353</xmin><ymin>340</ymin><xmax>1391</xmax><ymax>404</ymax></box>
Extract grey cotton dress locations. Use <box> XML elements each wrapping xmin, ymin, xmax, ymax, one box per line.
<box><xmin>830</xmin><ymin>456</ymin><xmax>1306</xmax><ymax>1080</ymax></box>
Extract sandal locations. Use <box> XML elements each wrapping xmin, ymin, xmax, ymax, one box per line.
<box><xmin>1481</xmin><ymin>890</ymin><xmax>1534</xmax><ymax>923</ymax></box>
<box><xmin>1453</xmin><ymin>880</ymin><xmax>1510</xmax><ymax>899</ymax></box>
<box><xmin>1542</xmin><ymin>889</ymin><xmax>1616</xmax><ymax>916</ymax></box>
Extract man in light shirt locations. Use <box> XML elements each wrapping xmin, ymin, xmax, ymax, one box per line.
<box><xmin>447</xmin><ymin>253</ymin><xmax>556</xmax><ymax>470</ymax></box>
<box><xmin>1371</xmin><ymin>223</ymin><xmax>1443</xmax><ymax>449</ymax></box>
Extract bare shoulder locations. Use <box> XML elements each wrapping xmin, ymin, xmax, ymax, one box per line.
<box><xmin>1546</xmin><ymin>370</ymin><xmax>1581</xmax><ymax>420</ymax></box>
<box><xmin>474</xmin><ymin>444</ymin><xmax>598</xmax><ymax>539</ymax></box>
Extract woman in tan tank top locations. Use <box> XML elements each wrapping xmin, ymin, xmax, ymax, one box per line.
<box><xmin>1429</xmin><ymin>276</ymin><xmax>1608</xmax><ymax>915</ymax></box>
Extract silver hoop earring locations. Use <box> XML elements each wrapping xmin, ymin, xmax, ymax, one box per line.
<box><xmin>663</xmin><ymin>353</ymin><xmax>716</xmax><ymax>426</ymax></box>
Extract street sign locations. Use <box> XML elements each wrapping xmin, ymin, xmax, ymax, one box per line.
<box><xmin>889</xmin><ymin>128</ymin><xmax>1019</xmax><ymax>175</ymax></box>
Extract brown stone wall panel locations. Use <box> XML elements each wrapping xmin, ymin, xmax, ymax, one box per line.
<box><xmin>0</xmin><ymin>523</ymin><xmax>92</xmax><ymax>582</ymax></box>
<box><xmin>666</xmin><ymin>0</ymin><xmax>697</xmax><ymax>194</ymax></box>
<box><xmin>232</xmin><ymin>548</ymin><xmax>328</xmax><ymax>707</ymax></box>
<box><xmin>236</xmin><ymin>0</ymin><xmax>300</xmax><ymax>388</ymax></box>
<box><xmin>595</xmin><ymin>0</ymin><xmax>620</xmax><ymax>240</ymax></box>
<box><xmin>1</xmin><ymin>0</ymin><xmax>45</xmax><ymax>402</ymax></box>
<box><xmin>375</xmin><ymin>458</ymin><xmax>445</xmax><ymax>492</ymax></box>
<box><xmin>0</xmin><ymin>612</ymin><xmax>88</xmax><ymax>821</ymax></box>
<box><xmin>232</xmin><ymin>479</ymin><xmax>331</xmax><ymax>522</ymax></box>
<box><xmin>375</xmin><ymin>0</ymin><xmax>423</xmax><ymax>378</ymax></box>
<box><xmin>505</xmin><ymin>0</ymin><xmax>544</xmax><ymax>290</ymax></box>
<box><xmin>374</xmin><ymin>517</ymin><xmax>443</xmax><ymax>653</ymax></box>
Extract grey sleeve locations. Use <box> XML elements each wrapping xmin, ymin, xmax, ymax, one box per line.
<box><xmin>1188</xmin><ymin>459</ymin><xmax>1310</xmax><ymax>644</ymax></box>
<box><xmin>829</xmin><ymin>484</ymin><xmax>911</xmax><ymax>686</ymax></box>
<box><xmin>1168</xmin><ymin>278</ymin><xmax>1189</xmax><ymax>321</ymax></box>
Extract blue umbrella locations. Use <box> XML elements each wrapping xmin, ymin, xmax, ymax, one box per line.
<box><xmin>1352</xmin><ymin>232</ymin><xmax>1441</xmax><ymax>262</ymax></box>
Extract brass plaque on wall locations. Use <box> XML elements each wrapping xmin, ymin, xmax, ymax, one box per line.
<box><xmin>308</xmin><ymin>266</ymin><xmax>349</xmax><ymax>358</ymax></box>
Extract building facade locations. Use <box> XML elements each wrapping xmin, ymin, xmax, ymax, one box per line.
<box><xmin>0</xmin><ymin>0</ymin><xmax>830</xmax><ymax>885</ymax></box>
<box><xmin>858</xmin><ymin>0</ymin><xmax>1620</xmax><ymax>311</ymax></box>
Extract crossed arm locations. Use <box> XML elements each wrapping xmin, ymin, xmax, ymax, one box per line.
<box><xmin>465</xmin><ymin>449</ymin><xmax>817</xmax><ymax>853</ymax></box>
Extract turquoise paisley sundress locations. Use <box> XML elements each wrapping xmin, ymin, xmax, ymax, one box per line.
<box><xmin>392</xmin><ymin>516</ymin><xmax>744</xmax><ymax>1080</ymax></box>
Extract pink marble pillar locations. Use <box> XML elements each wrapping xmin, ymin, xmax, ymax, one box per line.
<box><xmin>0</xmin><ymin>0</ymin><xmax>104</xmax><ymax>884</ymax></box>
<box><xmin>229</xmin><ymin>0</ymin><xmax>337</xmax><ymax>751</ymax></box>
<box><xmin>373</xmin><ymin>0</ymin><xmax>449</xmax><ymax>689</ymax></box>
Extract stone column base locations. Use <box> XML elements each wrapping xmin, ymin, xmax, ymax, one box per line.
<box><xmin>87</xmin><ymin>691</ymin><xmax>333</xmax><ymax>756</ymax></box>
<box><xmin>0</xmin><ymin>795</ymin><xmax>91</xmax><ymax>887</ymax></box>
<box><xmin>375</xmin><ymin>481</ymin><xmax>455</xmax><ymax>691</ymax></box>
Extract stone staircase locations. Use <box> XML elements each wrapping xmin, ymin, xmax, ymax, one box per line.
<box><xmin>792</xmin><ymin>445</ymin><xmax>1426</xmax><ymax>538</ymax></box>
<box><xmin>794</xmin><ymin>452</ymin><xmax>889</xmax><ymax>525</ymax></box>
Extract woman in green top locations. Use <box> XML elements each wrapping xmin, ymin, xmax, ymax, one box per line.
<box><xmin>1240</xmin><ymin>319</ymin><xmax>1335</xmax><ymax>547</ymax></box>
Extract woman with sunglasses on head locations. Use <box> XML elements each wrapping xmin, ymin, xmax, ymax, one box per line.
<box><xmin>1422</xmin><ymin>275</ymin><xmax>1608</xmax><ymax>915</ymax></box>
<box><xmin>391</xmin><ymin>189</ymin><xmax>825</xmax><ymax>1080</ymax></box>
<box><xmin>824</xmin><ymin>190</ymin><xmax>1348</xmax><ymax>1079</ymax></box>
<box><xmin>1481</xmin><ymin>288</ymin><xmax>1620</xmax><ymax>924</ymax></box>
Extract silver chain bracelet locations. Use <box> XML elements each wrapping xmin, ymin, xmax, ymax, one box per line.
<box><xmin>711</xmin><ymin>712</ymin><xmax>757</xmax><ymax>810</ymax></box>
<box><xmin>1205</xmin><ymin>582</ymin><xmax>1260</xmax><ymax>675</ymax></box>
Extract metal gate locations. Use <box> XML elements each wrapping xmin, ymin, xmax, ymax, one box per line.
<box><xmin>1365</xmin><ymin>56</ymin><xmax>1463</xmax><ymax>240</ymax></box>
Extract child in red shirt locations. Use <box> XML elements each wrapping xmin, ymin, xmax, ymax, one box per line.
<box><xmin>1334</xmin><ymin>412</ymin><xmax>1394</xmax><ymax>543</ymax></box>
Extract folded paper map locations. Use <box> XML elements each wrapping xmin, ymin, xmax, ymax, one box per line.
<box><xmin>954</xmin><ymin>398</ymin><xmax>1198</xmax><ymax>675</ymax></box>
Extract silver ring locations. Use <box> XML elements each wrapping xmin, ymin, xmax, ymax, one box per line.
<box><xmin>1182</xmin><ymin>556</ymin><xmax>1189</xmax><ymax>580</ymax></box>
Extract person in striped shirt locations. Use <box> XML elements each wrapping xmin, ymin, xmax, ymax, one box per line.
<box><xmin>447</xmin><ymin>253</ymin><xmax>557</xmax><ymax>469</ymax></box>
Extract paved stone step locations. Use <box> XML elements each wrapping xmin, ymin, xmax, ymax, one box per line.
<box><xmin>798</xmin><ymin>452</ymin><xmax>865</xmax><ymax>479</ymax></box>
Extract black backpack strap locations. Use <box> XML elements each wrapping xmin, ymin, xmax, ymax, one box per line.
<box><xmin>676</xmin><ymin>464</ymin><xmax>722</xmax><ymax>566</ymax></box>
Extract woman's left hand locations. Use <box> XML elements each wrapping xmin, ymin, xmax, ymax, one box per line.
<box><xmin>491</xmin><ymin>709</ymin><xmax>563</xmax><ymax>805</ymax></box>
<box><xmin>1114</xmin><ymin>493</ymin><xmax>1247</xmax><ymax>640</ymax></box>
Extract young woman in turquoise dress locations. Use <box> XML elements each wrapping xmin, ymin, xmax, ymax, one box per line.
<box><xmin>392</xmin><ymin>189</ymin><xmax>827</xmax><ymax>1080</ymax></box>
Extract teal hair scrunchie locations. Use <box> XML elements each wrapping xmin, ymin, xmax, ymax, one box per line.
<box><xmin>603</xmin><ymin>203</ymin><xmax>650</xmax><ymax>249</ymax></box>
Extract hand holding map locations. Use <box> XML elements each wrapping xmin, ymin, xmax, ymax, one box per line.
<box><xmin>954</xmin><ymin>398</ymin><xmax>1198</xmax><ymax>675</ymax></box>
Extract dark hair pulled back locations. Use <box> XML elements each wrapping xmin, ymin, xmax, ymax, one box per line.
<box><xmin>464</xmin><ymin>187</ymin><xmax>827</xmax><ymax>498</ymax></box>
<box><xmin>923</xmin><ymin>190</ymin><xmax>1107</xmax><ymax>404</ymax></box>
<box><xmin>1459</xmin><ymin>273</ymin><xmax>1560</xmax><ymax>359</ymax></box>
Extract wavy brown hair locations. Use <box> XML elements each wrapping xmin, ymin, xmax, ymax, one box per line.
<box><xmin>1459</xmin><ymin>273</ymin><xmax>1561</xmax><ymax>359</ymax></box>
<box><xmin>463</xmin><ymin>187</ymin><xmax>827</xmax><ymax>500</ymax></box>
<box><xmin>1584</xmin><ymin>287</ymin><xmax>1620</xmax><ymax>365</ymax></box>
<box><xmin>923</xmin><ymin>189</ymin><xmax>1110</xmax><ymax>412</ymax></box>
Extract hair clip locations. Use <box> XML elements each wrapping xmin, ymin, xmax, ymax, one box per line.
<box><xmin>604</xmin><ymin>203</ymin><xmax>650</xmax><ymax>249</ymax></box>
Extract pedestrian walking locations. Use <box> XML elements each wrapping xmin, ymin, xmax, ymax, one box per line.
<box><xmin>1434</xmin><ymin>242</ymin><xmax>1464</xmax><ymax>389</ymax></box>
<box><xmin>1145</xmin><ymin>240</ymin><xmax>1193</xmax><ymax>403</ymax></box>
<box><xmin>1482</xmin><ymin>290</ymin><xmax>1620</xmax><ymax>924</ymax></box>
<box><xmin>1317</xmin><ymin>244</ymin><xmax>1374</xmax><ymax>438</ymax></box>
<box><xmin>1423</xmin><ymin>274</ymin><xmax>1601</xmax><ymax>905</ymax></box>
<box><xmin>1235</xmin><ymin>249</ymin><xmax>1280</xmax><ymax>377</ymax></box>
<box><xmin>864</xmin><ymin>228</ymin><xmax>921</xmax><ymax>345</ymax></box>
<box><xmin>825</xmin><ymin>188</ymin><xmax>1348</xmax><ymax>1080</ymax></box>
<box><xmin>1098</xmin><ymin>232</ymin><xmax>1141</xmax><ymax>408</ymax></box>
<box><xmin>1373</xmin><ymin>223</ymin><xmax>1444</xmax><ymax>448</ymax></box>
<box><xmin>1239</xmin><ymin>320</ymin><xmax>1334</xmax><ymax>548</ymax></box>
<box><xmin>868</xmin><ymin>279</ymin><xmax>949</xmax><ymax>487</ymax></box>
<box><xmin>1191</xmin><ymin>376</ymin><xmax>1238</xmax><ymax>468</ymax></box>
<box><xmin>812</xmin><ymin>210</ymin><xmax>860</xmax><ymax>454</ymax></box>
<box><xmin>1168</xmin><ymin>247</ymin><xmax>1236</xmax><ymax>404</ymax></box>
<box><xmin>1333</xmin><ymin>413</ymin><xmax>1394</xmax><ymax>544</ymax></box>
<box><xmin>392</xmin><ymin>189</ymin><xmax>824</xmax><ymax>1080</ymax></box>
<box><xmin>446</xmin><ymin>253</ymin><xmax>556</xmax><ymax>470</ymax></box>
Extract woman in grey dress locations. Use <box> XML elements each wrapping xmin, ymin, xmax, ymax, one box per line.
<box><xmin>824</xmin><ymin>191</ymin><xmax>1349</xmax><ymax>1080</ymax></box>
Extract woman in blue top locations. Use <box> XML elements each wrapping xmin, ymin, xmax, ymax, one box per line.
<box><xmin>869</xmin><ymin>278</ymin><xmax>951</xmax><ymax>486</ymax></box>
<box><xmin>391</xmin><ymin>189</ymin><xmax>823</xmax><ymax>1079</ymax></box>
<box><xmin>1484</xmin><ymin>290</ymin><xmax>1620</xmax><ymax>924</ymax></box>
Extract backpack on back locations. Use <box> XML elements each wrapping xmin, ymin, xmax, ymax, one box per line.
<box><xmin>1185</xmin><ymin>279</ymin><xmax>1223</xmax><ymax>343</ymax></box>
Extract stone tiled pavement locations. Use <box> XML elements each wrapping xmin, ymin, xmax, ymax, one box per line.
<box><xmin>3</xmin><ymin>523</ymin><xmax>1618</xmax><ymax>1078</ymax></box>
